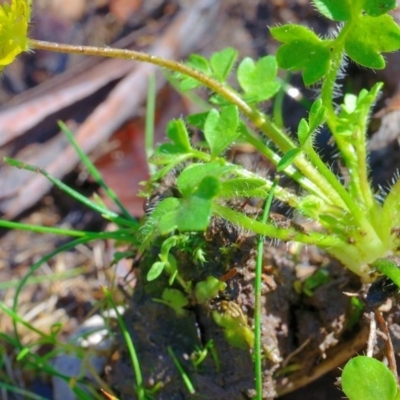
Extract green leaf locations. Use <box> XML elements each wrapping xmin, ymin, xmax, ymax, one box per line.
<box><xmin>162</xmin><ymin>288</ymin><xmax>188</xmax><ymax>308</ymax></box>
<box><xmin>177</xmin><ymin>162</ymin><xmax>235</xmax><ymax>197</ymax></box>
<box><xmin>195</xmin><ymin>276</ymin><xmax>227</xmax><ymax>304</ymax></box>
<box><xmin>364</xmin><ymin>0</ymin><xmax>397</xmax><ymax>16</ymax></box>
<box><xmin>212</xmin><ymin>309</ymin><xmax>254</xmax><ymax>349</ymax></box>
<box><xmin>278</xmin><ymin>42</ymin><xmax>330</xmax><ymax>85</ymax></box>
<box><xmin>147</xmin><ymin>261</ymin><xmax>165</xmax><ymax>281</ymax></box>
<box><xmin>194</xmin><ymin>175</ymin><xmax>221</xmax><ymax>198</ymax></box>
<box><xmin>163</xmin><ymin>252</ymin><xmax>179</xmax><ymax>284</ymax></box>
<box><xmin>271</xmin><ymin>25</ymin><xmax>331</xmax><ymax>85</ymax></box>
<box><xmin>297</xmin><ymin>119</ymin><xmax>310</xmax><ymax>146</ymax></box>
<box><xmin>277</xmin><ymin>148</ymin><xmax>303</xmax><ymax>172</ymax></box>
<box><xmin>177</xmin><ymin>196</ymin><xmax>212</xmax><ymax>231</ymax></box>
<box><xmin>150</xmin><ymin>144</ymin><xmax>187</xmax><ymax>165</ymax></box>
<box><xmin>312</xmin><ymin>0</ymin><xmax>354</xmax><ymax>21</ymax></box>
<box><xmin>342</xmin><ymin>356</ymin><xmax>398</xmax><ymax>400</ymax></box>
<box><xmin>187</xmin><ymin>54</ymin><xmax>211</xmax><ymax>73</ymax></box>
<box><xmin>155</xmin><ymin>199</ymin><xmax>180</xmax><ymax>236</ymax></box>
<box><xmin>158</xmin><ymin>208</ymin><xmax>179</xmax><ymax>235</ymax></box>
<box><xmin>178</xmin><ymin>77</ymin><xmax>200</xmax><ymax>92</ymax></box>
<box><xmin>337</xmin><ymin>83</ymin><xmax>383</xmax><ymax>137</ymax></box>
<box><xmin>237</xmin><ymin>56</ymin><xmax>280</xmax><ymax>102</ymax></box>
<box><xmin>302</xmin><ymin>269</ymin><xmax>330</xmax><ymax>296</ymax></box>
<box><xmin>347</xmin><ymin>297</ymin><xmax>364</xmax><ymax>329</ymax></box>
<box><xmin>177</xmin><ymin>176</ymin><xmax>220</xmax><ymax>231</ymax></box>
<box><xmin>166</xmin><ymin>119</ymin><xmax>192</xmax><ymax>151</ymax></box>
<box><xmin>308</xmin><ymin>99</ymin><xmax>326</xmax><ymax>133</ymax></box>
<box><xmin>159</xmin><ymin>288</ymin><xmax>189</xmax><ymax>316</ymax></box>
<box><xmin>270</xmin><ymin>24</ymin><xmax>320</xmax><ymax>43</ymax></box>
<box><xmin>371</xmin><ymin>258</ymin><xmax>400</xmax><ymax>288</ymax></box>
<box><xmin>204</xmin><ymin>106</ymin><xmax>240</xmax><ymax>157</ymax></box>
<box><xmin>210</xmin><ymin>47</ymin><xmax>238</xmax><ymax>81</ymax></box>
<box><xmin>345</xmin><ymin>15</ymin><xmax>400</xmax><ymax>69</ymax></box>
<box><xmin>178</xmin><ymin>53</ymin><xmax>211</xmax><ymax>91</ymax></box>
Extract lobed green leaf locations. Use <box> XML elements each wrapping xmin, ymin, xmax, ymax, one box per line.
<box><xmin>204</xmin><ymin>106</ymin><xmax>240</xmax><ymax>157</ymax></box>
<box><xmin>237</xmin><ymin>56</ymin><xmax>280</xmax><ymax>102</ymax></box>
<box><xmin>270</xmin><ymin>24</ymin><xmax>320</xmax><ymax>42</ymax></box>
<box><xmin>177</xmin><ymin>176</ymin><xmax>220</xmax><ymax>231</ymax></box>
<box><xmin>364</xmin><ymin>0</ymin><xmax>397</xmax><ymax>17</ymax></box>
<box><xmin>150</xmin><ymin>144</ymin><xmax>187</xmax><ymax>165</ymax></box>
<box><xmin>177</xmin><ymin>162</ymin><xmax>234</xmax><ymax>197</ymax></box>
<box><xmin>178</xmin><ymin>54</ymin><xmax>211</xmax><ymax>91</ymax></box>
<box><xmin>345</xmin><ymin>15</ymin><xmax>400</xmax><ymax>69</ymax></box>
<box><xmin>210</xmin><ymin>47</ymin><xmax>238</xmax><ymax>81</ymax></box>
<box><xmin>312</xmin><ymin>0</ymin><xmax>354</xmax><ymax>21</ymax></box>
<box><xmin>271</xmin><ymin>25</ymin><xmax>331</xmax><ymax>85</ymax></box>
<box><xmin>166</xmin><ymin>119</ymin><xmax>192</xmax><ymax>151</ymax></box>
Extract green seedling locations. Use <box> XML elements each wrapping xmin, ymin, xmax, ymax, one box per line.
<box><xmin>212</xmin><ymin>301</ymin><xmax>254</xmax><ymax>350</ymax></box>
<box><xmin>153</xmin><ymin>288</ymin><xmax>189</xmax><ymax>317</ymax></box>
<box><xmin>146</xmin><ymin>236</ymin><xmax>191</xmax><ymax>292</ymax></box>
<box><xmin>301</xmin><ymin>269</ymin><xmax>331</xmax><ymax>297</ymax></box>
<box><xmin>190</xmin><ymin>339</ymin><xmax>220</xmax><ymax>372</ymax></box>
<box><xmin>346</xmin><ymin>297</ymin><xmax>364</xmax><ymax>330</ymax></box>
<box><xmin>194</xmin><ymin>276</ymin><xmax>227</xmax><ymax>305</ymax></box>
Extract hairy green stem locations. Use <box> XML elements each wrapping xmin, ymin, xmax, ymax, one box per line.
<box><xmin>382</xmin><ymin>178</ymin><xmax>400</xmax><ymax>235</ymax></box>
<box><xmin>213</xmin><ymin>203</ymin><xmax>381</xmax><ymax>280</ymax></box>
<box><xmin>29</xmin><ymin>39</ymin><xmax>290</xmax><ymax>149</ymax></box>
<box><xmin>320</xmin><ymin>18</ymin><xmax>373</xmax><ymax>210</ymax></box>
<box><xmin>239</xmin><ymin>128</ymin><xmax>335</xmax><ymax>205</ymax></box>
<box><xmin>353</xmin><ymin>96</ymin><xmax>378</xmax><ymax>210</ymax></box>
<box><xmin>214</xmin><ymin>204</ymin><xmax>343</xmax><ymax>247</ymax></box>
<box><xmin>304</xmin><ymin>144</ymin><xmax>377</xmax><ymax>237</ymax></box>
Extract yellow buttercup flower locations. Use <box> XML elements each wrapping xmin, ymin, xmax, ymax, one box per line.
<box><xmin>0</xmin><ymin>0</ymin><xmax>31</xmax><ymax>71</ymax></box>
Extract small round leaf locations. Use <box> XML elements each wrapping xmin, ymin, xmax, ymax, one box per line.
<box><xmin>147</xmin><ymin>261</ymin><xmax>165</xmax><ymax>281</ymax></box>
<box><xmin>342</xmin><ymin>356</ymin><xmax>398</xmax><ymax>400</ymax></box>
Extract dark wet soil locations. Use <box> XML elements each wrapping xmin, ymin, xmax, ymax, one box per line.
<box><xmin>106</xmin><ymin>197</ymin><xmax>372</xmax><ymax>399</ymax></box>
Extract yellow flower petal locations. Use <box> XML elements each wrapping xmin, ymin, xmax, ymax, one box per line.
<box><xmin>0</xmin><ymin>0</ymin><xmax>31</xmax><ymax>70</ymax></box>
